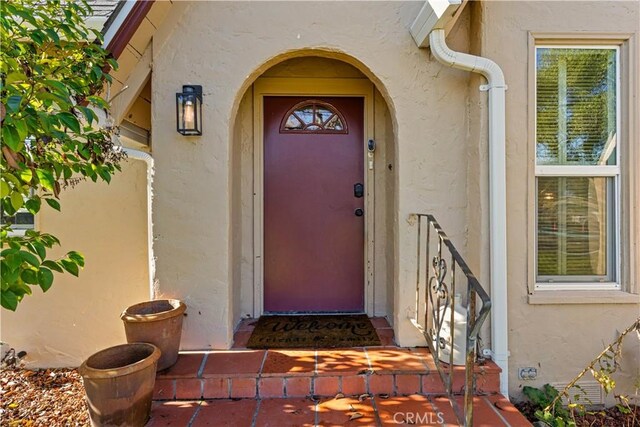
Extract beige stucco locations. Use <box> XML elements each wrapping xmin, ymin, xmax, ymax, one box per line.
<box><xmin>4</xmin><ymin>0</ymin><xmax>639</xmax><ymax>402</ymax></box>
<box><xmin>473</xmin><ymin>1</ymin><xmax>640</xmax><ymax>400</ymax></box>
<box><xmin>149</xmin><ymin>0</ymin><xmax>639</xmax><ymax>397</ymax></box>
<box><xmin>148</xmin><ymin>0</ymin><xmax>639</xmax><ymax>399</ymax></box>
<box><xmin>150</xmin><ymin>0</ymin><xmax>474</xmax><ymax>350</ymax></box>
<box><xmin>0</xmin><ymin>159</ymin><xmax>149</xmax><ymax>367</ymax></box>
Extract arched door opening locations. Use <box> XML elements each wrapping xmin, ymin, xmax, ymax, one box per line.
<box><xmin>230</xmin><ymin>56</ymin><xmax>396</xmax><ymax>324</ymax></box>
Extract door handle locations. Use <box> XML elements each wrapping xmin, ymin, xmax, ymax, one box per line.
<box><xmin>354</xmin><ymin>208</ymin><xmax>364</xmax><ymax>217</ymax></box>
<box><xmin>354</xmin><ymin>183</ymin><xmax>364</xmax><ymax>198</ymax></box>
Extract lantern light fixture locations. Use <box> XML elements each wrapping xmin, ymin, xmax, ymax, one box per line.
<box><xmin>176</xmin><ymin>85</ymin><xmax>202</xmax><ymax>136</ymax></box>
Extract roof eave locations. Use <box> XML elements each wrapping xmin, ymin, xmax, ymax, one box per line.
<box><xmin>102</xmin><ymin>0</ymin><xmax>155</xmax><ymax>59</ymax></box>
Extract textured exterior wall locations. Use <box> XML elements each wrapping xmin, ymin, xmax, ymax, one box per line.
<box><xmin>151</xmin><ymin>1</ymin><xmax>473</xmax><ymax>349</ymax></box>
<box><xmin>0</xmin><ymin>159</ymin><xmax>149</xmax><ymax>367</ymax></box>
<box><xmin>479</xmin><ymin>1</ymin><xmax>640</xmax><ymax>399</ymax></box>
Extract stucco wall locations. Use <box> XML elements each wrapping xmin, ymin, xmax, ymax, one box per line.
<box><xmin>151</xmin><ymin>1</ymin><xmax>473</xmax><ymax>349</ymax></box>
<box><xmin>0</xmin><ymin>159</ymin><xmax>149</xmax><ymax>367</ymax></box>
<box><xmin>478</xmin><ymin>1</ymin><xmax>640</xmax><ymax>399</ymax></box>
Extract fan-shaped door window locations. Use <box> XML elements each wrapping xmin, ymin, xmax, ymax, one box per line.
<box><xmin>280</xmin><ymin>100</ymin><xmax>348</xmax><ymax>134</ymax></box>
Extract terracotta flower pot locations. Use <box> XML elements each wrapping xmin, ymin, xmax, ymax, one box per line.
<box><xmin>121</xmin><ymin>299</ymin><xmax>186</xmax><ymax>371</ymax></box>
<box><xmin>79</xmin><ymin>343</ymin><xmax>160</xmax><ymax>427</ymax></box>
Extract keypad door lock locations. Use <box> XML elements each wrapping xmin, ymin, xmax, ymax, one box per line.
<box><xmin>354</xmin><ymin>183</ymin><xmax>364</xmax><ymax>198</ymax></box>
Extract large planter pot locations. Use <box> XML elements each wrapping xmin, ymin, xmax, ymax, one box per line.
<box><xmin>121</xmin><ymin>299</ymin><xmax>186</xmax><ymax>371</ymax></box>
<box><xmin>79</xmin><ymin>343</ymin><xmax>160</xmax><ymax>427</ymax></box>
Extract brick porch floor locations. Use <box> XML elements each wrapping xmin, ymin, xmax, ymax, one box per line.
<box><xmin>147</xmin><ymin>317</ymin><xmax>531</xmax><ymax>426</ymax></box>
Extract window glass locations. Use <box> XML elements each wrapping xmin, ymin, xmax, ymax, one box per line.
<box><xmin>536</xmin><ymin>48</ymin><xmax>617</xmax><ymax>166</ymax></box>
<box><xmin>280</xmin><ymin>100</ymin><xmax>347</xmax><ymax>134</ymax></box>
<box><xmin>537</xmin><ymin>176</ymin><xmax>612</xmax><ymax>278</ymax></box>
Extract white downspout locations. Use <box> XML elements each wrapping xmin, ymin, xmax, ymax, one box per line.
<box><xmin>122</xmin><ymin>148</ymin><xmax>155</xmax><ymax>301</ymax></box>
<box><xmin>429</xmin><ymin>29</ymin><xmax>510</xmax><ymax>398</ymax></box>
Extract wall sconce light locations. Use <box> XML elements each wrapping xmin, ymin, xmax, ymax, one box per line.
<box><xmin>176</xmin><ymin>85</ymin><xmax>202</xmax><ymax>135</ymax></box>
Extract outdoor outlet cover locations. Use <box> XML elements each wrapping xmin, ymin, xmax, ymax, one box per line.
<box><xmin>518</xmin><ymin>367</ymin><xmax>538</xmax><ymax>380</ymax></box>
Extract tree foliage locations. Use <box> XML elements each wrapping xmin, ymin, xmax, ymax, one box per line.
<box><xmin>1</xmin><ymin>0</ymin><xmax>123</xmax><ymax>311</ymax></box>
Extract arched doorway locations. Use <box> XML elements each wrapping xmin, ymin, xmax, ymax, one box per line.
<box><xmin>231</xmin><ymin>56</ymin><xmax>396</xmax><ymax>322</ymax></box>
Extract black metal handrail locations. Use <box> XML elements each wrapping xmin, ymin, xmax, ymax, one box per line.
<box><xmin>409</xmin><ymin>214</ymin><xmax>492</xmax><ymax>426</ymax></box>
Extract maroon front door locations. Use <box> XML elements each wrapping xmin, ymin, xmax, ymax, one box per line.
<box><xmin>264</xmin><ymin>96</ymin><xmax>364</xmax><ymax>313</ymax></box>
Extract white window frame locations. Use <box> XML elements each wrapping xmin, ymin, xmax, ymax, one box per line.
<box><xmin>2</xmin><ymin>208</ymin><xmax>36</xmax><ymax>236</ymax></box>
<box><xmin>534</xmin><ymin>44</ymin><xmax>621</xmax><ymax>291</ymax></box>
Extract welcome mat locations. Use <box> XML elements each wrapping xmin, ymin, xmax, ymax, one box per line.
<box><xmin>246</xmin><ymin>314</ymin><xmax>382</xmax><ymax>349</ymax></box>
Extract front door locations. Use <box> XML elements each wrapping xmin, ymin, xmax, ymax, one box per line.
<box><xmin>264</xmin><ymin>96</ymin><xmax>364</xmax><ymax>312</ymax></box>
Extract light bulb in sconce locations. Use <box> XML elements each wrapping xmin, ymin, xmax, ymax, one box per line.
<box><xmin>183</xmin><ymin>98</ymin><xmax>195</xmax><ymax>130</ymax></box>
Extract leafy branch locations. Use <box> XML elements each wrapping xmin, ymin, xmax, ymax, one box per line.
<box><xmin>1</xmin><ymin>0</ymin><xmax>123</xmax><ymax>310</ymax></box>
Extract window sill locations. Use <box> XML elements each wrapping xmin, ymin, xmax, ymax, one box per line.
<box><xmin>6</xmin><ymin>229</ymin><xmax>29</xmax><ymax>237</ymax></box>
<box><xmin>528</xmin><ymin>290</ymin><xmax>639</xmax><ymax>305</ymax></box>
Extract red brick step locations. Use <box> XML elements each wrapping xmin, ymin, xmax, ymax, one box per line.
<box><xmin>154</xmin><ymin>348</ymin><xmax>501</xmax><ymax>400</ymax></box>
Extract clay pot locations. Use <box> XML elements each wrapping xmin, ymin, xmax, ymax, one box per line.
<box><xmin>121</xmin><ymin>299</ymin><xmax>186</xmax><ymax>371</ymax></box>
<box><xmin>79</xmin><ymin>343</ymin><xmax>160</xmax><ymax>427</ymax></box>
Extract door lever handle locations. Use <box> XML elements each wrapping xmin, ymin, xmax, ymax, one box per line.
<box><xmin>354</xmin><ymin>183</ymin><xmax>364</xmax><ymax>198</ymax></box>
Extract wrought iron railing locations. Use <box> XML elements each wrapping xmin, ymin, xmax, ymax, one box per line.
<box><xmin>409</xmin><ymin>214</ymin><xmax>492</xmax><ymax>427</ymax></box>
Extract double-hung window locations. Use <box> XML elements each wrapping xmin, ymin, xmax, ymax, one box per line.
<box><xmin>535</xmin><ymin>46</ymin><xmax>620</xmax><ymax>289</ymax></box>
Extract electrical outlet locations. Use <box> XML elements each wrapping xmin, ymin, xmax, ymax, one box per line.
<box><xmin>518</xmin><ymin>367</ymin><xmax>538</xmax><ymax>380</ymax></box>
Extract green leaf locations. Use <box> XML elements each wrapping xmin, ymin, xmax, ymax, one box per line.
<box><xmin>1</xmin><ymin>290</ymin><xmax>18</xmax><ymax>311</ymax></box>
<box><xmin>78</xmin><ymin>106</ymin><xmax>95</xmax><ymax>125</ymax></box>
<box><xmin>6</xmin><ymin>95</ymin><xmax>22</xmax><ymax>112</ymax></box>
<box><xmin>0</xmin><ymin>249</ymin><xmax>19</xmax><ymax>258</ymax></box>
<box><xmin>44</xmin><ymin>79</ymin><xmax>70</xmax><ymax>97</ymax></box>
<box><xmin>20</xmin><ymin>169</ymin><xmax>33</xmax><ymax>183</ymax></box>
<box><xmin>0</xmin><ymin>181</ymin><xmax>10</xmax><ymax>198</ymax></box>
<box><xmin>36</xmin><ymin>170</ymin><xmax>55</xmax><ymax>192</ymax></box>
<box><xmin>29</xmin><ymin>30</ymin><xmax>44</xmax><ymax>45</ymax></box>
<box><xmin>25</xmin><ymin>197</ymin><xmax>41</xmax><ymax>214</ymax></box>
<box><xmin>19</xmin><ymin>251</ymin><xmax>40</xmax><ymax>268</ymax></box>
<box><xmin>63</xmin><ymin>167</ymin><xmax>73</xmax><ymax>180</ymax></box>
<box><xmin>38</xmin><ymin>268</ymin><xmax>54</xmax><ymax>292</ymax></box>
<box><xmin>2</xmin><ymin>199</ymin><xmax>17</xmax><ymax>217</ymax></box>
<box><xmin>21</xmin><ymin>269</ymin><xmax>38</xmax><ymax>285</ymax></box>
<box><xmin>67</xmin><ymin>251</ymin><xmax>84</xmax><ymax>267</ymax></box>
<box><xmin>14</xmin><ymin>120</ymin><xmax>28</xmax><ymax>142</ymax></box>
<box><xmin>2</xmin><ymin>173</ymin><xmax>22</xmax><ymax>188</ymax></box>
<box><xmin>44</xmin><ymin>28</ymin><xmax>60</xmax><ymax>44</ymax></box>
<box><xmin>2</xmin><ymin>125</ymin><xmax>20</xmax><ymax>151</ymax></box>
<box><xmin>6</xmin><ymin>72</ymin><xmax>27</xmax><ymax>84</ymax></box>
<box><xmin>42</xmin><ymin>260</ymin><xmax>64</xmax><ymax>273</ymax></box>
<box><xmin>60</xmin><ymin>259</ymin><xmax>79</xmax><ymax>277</ymax></box>
<box><xmin>57</xmin><ymin>112</ymin><xmax>81</xmax><ymax>133</ymax></box>
<box><xmin>87</xmin><ymin>96</ymin><xmax>109</xmax><ymax>109</ymax></box>
<box><xmin>4</xmin><ymin>253</ymin><xmax>22</xmax><ymax>270</ymax></box>
<box><xmin>45</xmin><ymin>198</ymin><xmax>61</xmax><ymax>211</ymax></box>
<box><xmin>10</xmin><ymin>191</ymin><xmax>24</xmax><ymax>211</ymax></box>
<box><xmin>98</xmin><ymin>168</ymin><xmax>111</xmax><ymax>183</ymax></box>
<box><xmin>32</xmin><ymin>242</ymin><xmax>46</xmax><ymax>260</ymax></box>
<box><xmin>107</xmin><ymin>58</ymin><xmax>119</xmax><ymax>70</ymax></box>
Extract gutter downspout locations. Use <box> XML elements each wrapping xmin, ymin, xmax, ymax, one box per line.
<box><xmin>122</xmin><ymin>148</ymin><xmax>155</xmax><ymax>301</ymax></box>
<box><xmin>429</xmin><ymin>29</ymin><xmax>510</xmax><ymax>398</ymax></box>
